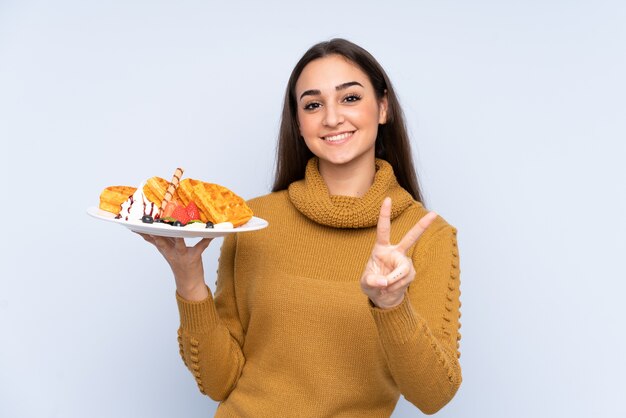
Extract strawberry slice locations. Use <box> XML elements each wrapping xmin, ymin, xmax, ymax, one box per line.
<box><xmin>186</xmin><ymin>201</ymin><xmax>200</xmax><ymax>221</ymax></box>
<box><xmin>171</xmin><ymin>204</ymin><xmax>191</xmax><ymax>225</ymax></box>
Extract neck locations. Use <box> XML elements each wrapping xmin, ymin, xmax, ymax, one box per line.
<box><xmin>318</xmin><ymin>157</ymin><xmax>376</xmax><ymax>197</ymax></box>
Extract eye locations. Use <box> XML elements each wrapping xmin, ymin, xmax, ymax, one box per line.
<box><xmin>303</xmin><ymin>101</ymin><xmax>322</xmax><ymax>111</ymax></box>
<box><xmin>343</xmin><ymin>93</ymin><xmax>362</xmax><ymax>103</ymax></box>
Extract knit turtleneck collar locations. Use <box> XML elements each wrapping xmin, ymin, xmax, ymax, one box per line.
<box><xmin>287</xmin><ymin>158</ymin><xmax>414</xmax><ymax>229</ymax></box>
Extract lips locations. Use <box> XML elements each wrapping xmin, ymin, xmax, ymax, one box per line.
<box><xmin>322</xmin><ymin>131</ymin><xmax>354</xmax><ymax>142</ymax></box>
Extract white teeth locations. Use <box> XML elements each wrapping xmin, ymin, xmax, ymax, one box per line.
<box><xmin>324</xmin><ymin>132</ymin><xmax>352</xmax><ymax>142</ymax></box>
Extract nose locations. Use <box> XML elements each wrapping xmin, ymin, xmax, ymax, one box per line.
<box><xmin>322</xmin><ymin>104</ymin><xmax>344</xmax><ymax>127</ymax></box>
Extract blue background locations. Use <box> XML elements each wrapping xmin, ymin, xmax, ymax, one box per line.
<box><xmin>1</xmin><ymin>1</ymin><xmax>625</xmax><ymax>417</ymax></box>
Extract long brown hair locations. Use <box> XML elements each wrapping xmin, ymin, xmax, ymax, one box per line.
<box><xmin>272</xmin><ymin>38</ymin><xmax>424</xmax><ymax>203</ymax></box>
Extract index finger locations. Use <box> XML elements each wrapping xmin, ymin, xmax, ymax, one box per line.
<box><xmin>396</xmin><ymin>211</ymin><xmax>438</xmax><ymax>253</ymax></box>
<box><xmin>376</xmin><ymin>197</ymin><xmax>392</xmax><ymax>246</ymax></box>
<box><xmin>135</xmin><ymin>232</ymin><xmax>158</xmax><ymax>246</ymax></box>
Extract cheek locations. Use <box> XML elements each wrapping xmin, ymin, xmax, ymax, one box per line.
<box><xmin>346</xmin><ymin>105</ymin><xmax>379</xmax><ymax>126</ymax></box>
<box><xmin>297</xmin><ymin>114</ymin><xmax>319</xmax><ymax>138</ymax></box>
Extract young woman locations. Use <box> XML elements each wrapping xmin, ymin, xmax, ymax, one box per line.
<box><xmin>141</xmin><ymin>38</ymin><xmax>462</xmax><ymax>417</ymax></box>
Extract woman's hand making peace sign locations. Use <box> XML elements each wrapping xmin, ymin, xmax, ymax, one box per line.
<box><xmin>361</xmin><ymin>197</ymin><xmax>438</xmax><ymax>309</ymax></box>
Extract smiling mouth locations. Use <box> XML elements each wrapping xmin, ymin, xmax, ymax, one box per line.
<box><xmin>322</xmin><ymin>131</ymin><xmax>354</xmax><ymax>142</ymax></box>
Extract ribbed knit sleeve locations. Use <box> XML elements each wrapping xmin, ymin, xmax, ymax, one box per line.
<box><xmin>176</xmin><ymin>235</ymin><xmax>245</xmax><ymax>401</ymax></box>
<box><xmin>369</xmin><ymin>222</ymin><xmax>462</xmax><ymax>414</ymax></box>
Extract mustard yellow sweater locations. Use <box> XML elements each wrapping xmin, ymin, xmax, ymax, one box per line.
<box><xmin>176</xmin><ymin>159</ymin><xmax>462</xmax><ymax>417</ymax></box>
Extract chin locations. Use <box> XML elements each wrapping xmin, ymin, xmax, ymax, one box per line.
<box><xmin>318</xmin><ymin>151</ymin><xmax>374</xmax><ymax>168</ymax></box>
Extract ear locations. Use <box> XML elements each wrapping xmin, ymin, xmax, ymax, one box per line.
<box><xmin>378</xmin><ymin>92</ymin><xmax>389</xmax><ymax>124</ymax></box>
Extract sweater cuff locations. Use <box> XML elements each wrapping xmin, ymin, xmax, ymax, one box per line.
<box><xmin>369</xmin><ymin>295</ymin><xmax>422</xmax><ymax>345</ymax></box>
<box><xmin>176</xmin><ymin>287</ymin><xmax>220</xmax><ymax>334</ymax></box>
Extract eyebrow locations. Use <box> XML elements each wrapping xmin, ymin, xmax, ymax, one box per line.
<box><xmin>299</xmin><ymin>81</ymin><xmax>364</xmax><ymax>100</ymax></box>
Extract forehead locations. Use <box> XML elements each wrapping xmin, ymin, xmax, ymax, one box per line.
<box><xmin>295</xmin><ymin>54</ymin><xmax>372</xmax><ymax>92</ymax></box>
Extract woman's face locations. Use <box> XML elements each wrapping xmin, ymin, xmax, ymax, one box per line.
<box><xmin>295</xmin><ymin>54</ymin><xmax>387</xmax><ymax>169</ymax></box>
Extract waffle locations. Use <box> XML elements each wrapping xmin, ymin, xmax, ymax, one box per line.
<box><xmin>177</xmin><ymin>178</ymin><xmax>202</xmax><ymax>207</ymax></box>
<box><xmin>99</xmin><ymin>186</ymin><xmax>137</xmax><ymax>214</ymax></box>
<box><xmin>142</xmin><ymin>176</ymin><xmax>183</xmax><ymax>208</ymax></box>
<box><xmin>192</xmin><ymin>181</ymin><xmax>253</xmax><ymax>227</ymax></box>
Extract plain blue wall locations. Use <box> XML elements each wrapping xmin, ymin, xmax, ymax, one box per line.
<box><xmin>1</xmin><ymin>1</ymin><xmax>625</xmax><ymax>417</ymax></box>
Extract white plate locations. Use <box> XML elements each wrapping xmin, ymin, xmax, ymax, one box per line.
<box><xmin>87</xmin><ymin>207</ymin><xmax>268</xmax><ymax>238</ymax></box>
